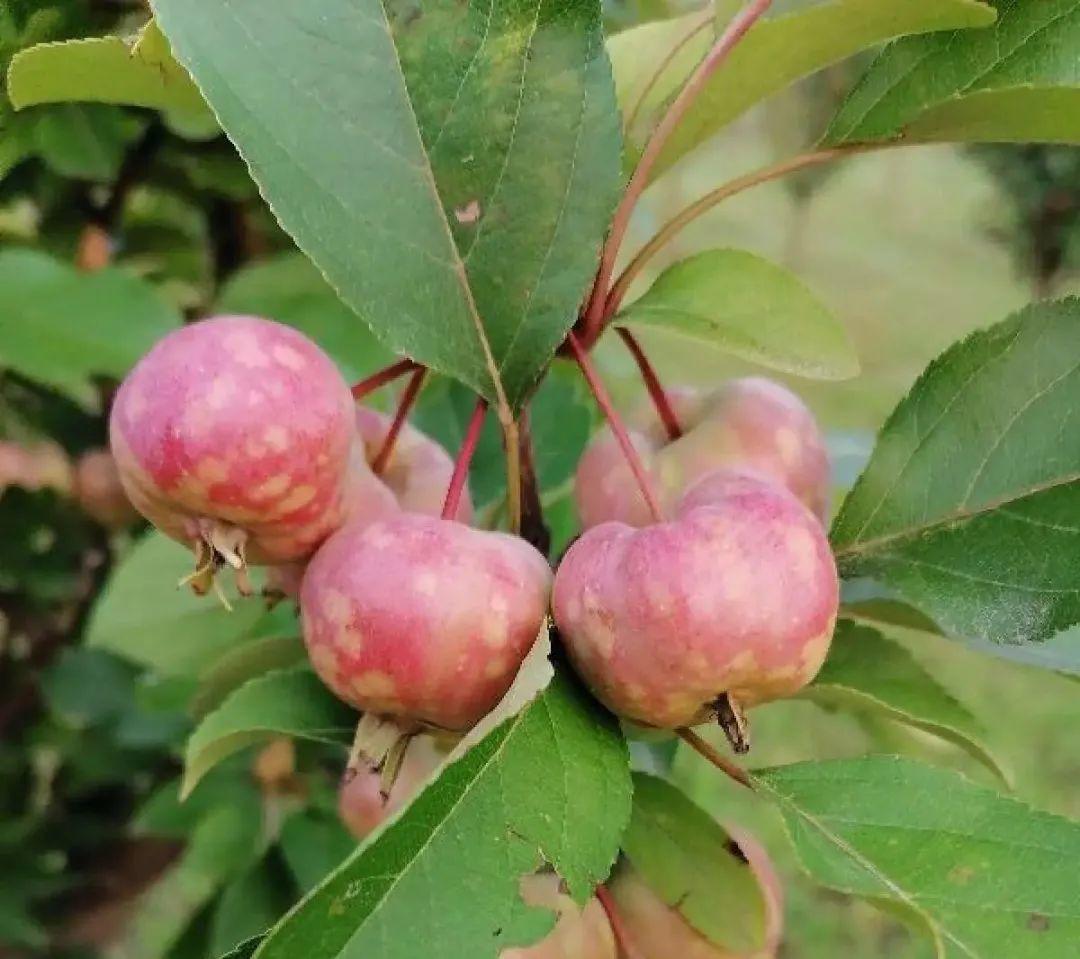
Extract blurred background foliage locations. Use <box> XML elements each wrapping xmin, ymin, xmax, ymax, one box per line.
<box><xmin>2</xmin><ymin>1</ymin><xmax>1079</xmax><ymax>958</ymax></box>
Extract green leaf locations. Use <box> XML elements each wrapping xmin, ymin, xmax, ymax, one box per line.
<box><xmin>151</xmin><ymin>0</ymin><xmax>621</xmax><ymax>410</ymax></box>
<box><xmin>621</xmin><ymin>773</ymin><xmax>766</xmax><ymax>953</ymax></box>
<box><xmin>182</xmin><ymin>667</ymin><xmax>356</xmax><ymax>799</ymax></box>
<box><xmin>87</xmin><ymin>533</ymin><xmax>272</xmax><ymax>677</ymax></box>
<box><xmin>827</xmin><ymin>0</ymin><xmax>1080</xmax><ymax>147</ymax></box>
<box><xmin>214</xmin><ymin>937</ymin><xmax>263</xmax><ymax>959</ymax></box>
<box><xmin>41</xmin><ymin>648</ymin><xmax>135</xmax><ymax>728</ymax></box>
<box><xmin>209</xmin><ymin>859</ymin><xmax>294</xmax><ymax>959</ymax></box>
<box><xmin>758</xmin><ymin>756</ymin><xmax>1080</xmax><ymax>958</ymax></box>
<box><xmin>617</xmin><ymin>248</ymin><xmax>858</xmax><ymax>380</ymax></box>
<box><xmin>253</xmin><ymin>670</ymin><xmax>630</xmax><ymax>959</ymax></box>
<box><xmin>804</xmin><ymin>621</ymin><xmax>1006</xmax><ymax>783</ymax></box>
<box><xmin>618</xmin><ymin>0</ymin><xmax>996</xmax><ymax>178</ymax></box>
<box><xmin>216</xmin><ymin>253</ymin><xmax>395</xmax><ymax>382</ymax></box>
<box><xmin>0</xmin><ymin>248</ymin><xmax>181</xmax><ymax>404</ymax></box>
<box><xmin>8</xmin><ymin>21</ymin><xmax>215</xmax><ymax>133</ymax></box>
<box><xmin>832</xmin><ymin>299</ymin><xmax>1080</xmax><ymax>651</ymax></box>
<box><xmin>32</xmin><ymin>103</ymin><xmax>142</xmax><ymax>180</ymax></box>
<box><xmin>191</xmin><ymin>634</ymin><xmax>306</xmax><ymax>719</ymax></box>
<box><xmin>112</xmin><ymin>803</ymin><xmax>262</xmax><ymax>959</ymax></box>
<box><xmin>278</xmin><ymin>813</ymin><xmax>355</xmax><ymax>894</ymax></box>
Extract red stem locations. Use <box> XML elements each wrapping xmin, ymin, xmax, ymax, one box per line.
<box><xmin>565</xmin><ymin>331</ymin><xmax>663</xmax><ymax>524</ymax></box>
<box><xmin>350</xmin><ymin>358</ymin><xmax>421</xmax><ymax>401</ymax></box>
<box><xmin>616</xmin><ymin>327</ymin><xmax>682</xmax><ymax>441</ymax></box>
<box><xmin>583</xmin><ymin>0</ymin><xmax>774</xmax><ymax>342</ymax></box>
<box><xmin>595</xmin><ymin>883</ymin><xmax>644</xmax><ymax>959</ymax></box>
<box><xmin>371</xmin><ymin>368</ymin><xmax>426</xmax><ymax>475</ymax></box>
<box><xmin>442</xmin><ymin>399</ymin><xmax>488</xmax><ymax>521</ymax></box>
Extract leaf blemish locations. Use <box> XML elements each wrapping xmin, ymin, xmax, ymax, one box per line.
<box><xmin>455</xmin><ymin>200</ymin><xmax>481</xmax><ymax>225</ymax></box>
<box><xmin>1027</xmin><ymin>913</ymin><xmax>1050</xmax><ymax>933</ymax></box>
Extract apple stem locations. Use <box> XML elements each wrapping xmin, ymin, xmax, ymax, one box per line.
<box><xmin>595</xmin><ymin>883</ymin><xmax>645</xmax><ymax>959</ymax></box>
<box><xmin>517</xmin><ymin>409</ymin><xmax>551</xmax><ymax>557</ymax></box>
<box><xmin>350</xmin><ymin>358</ymin><xmax>422</xmax><ymax>401</ymax></box>
<box><xmin>677</xmin><ymin>727</ymin><xmax>753</xmax><ymax>790</ymax></box>
<box><xmin>566</xmin><ymin>331</ymin><xmax>664</xmax><ymax>524</ymax></box>
<box><xmin>372</xmin><ymin>368</ymin><xmax>427</xmax><ymax>475</ymax></box>
<box><xmin>442</xmin><ymin>398</ymin><xmax>488</xmax><ymax>521</ymax></box>
<box><xmin>616</xmin><ymin>327</ymin><xmax>682</xmax><ymax>441</ymax></box>
<box><xmin>582</xmin><ymin>0</ymin><xmax>775</xmax><ymax>342</ymax></box>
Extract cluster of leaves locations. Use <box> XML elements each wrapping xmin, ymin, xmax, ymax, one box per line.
<box><xmin>5</xmin><ymin>1</ymin><xmax>1080</xmax><ymax>958</ymax></box>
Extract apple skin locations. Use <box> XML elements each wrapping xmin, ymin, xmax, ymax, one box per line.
<box><xmin>553</xmin><ymin>468</ymin><xmax>838</xmax><ymax>729</ymax></box>
<box><xmin>574</xmin><ymin>378</ymin><xmax>829</xmax><ymax>530</ymax></box>
<box><xmin>501</xmin><ymin>874</ymin><xmax>616</xmax><ymax>959</ymax></box>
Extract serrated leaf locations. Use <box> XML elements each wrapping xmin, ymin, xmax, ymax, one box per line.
<box><xmin>253</xmin><ymin>669</ymin><xmax>630</xmax><ymax>959</ymax></box>
<box><xmin>617</xmin><ymin>248</ymin><xmax>858</xmax><ymax>380</ymax></box>
<box><xmin>87</xmin><ymin>533</ymin><xmax>271</xmax><ymax>677</ymax></box>
<box><xmin>0</xmin><ymin>248</ymin><xmax>181</xmax><ymax>404</ymax></box>
<box><xmin>621</xmin><ymin>773</ymin><xmax>766</xmax><ymax>953</ymax></box>
<box><xmin>757</xmin><ymin>756</ymin><xmax>1080</xmax><ymax>958</ymax></box>
<box><xmin>832</xmin><ymin>299</ymin><xmax>1080</xmax><ymax>652</ymax></box>
<box><xmin>214</xmin><ymin>937</ymin><xmax>263</xmax><ymax>959</ymax></box>
<box><xmin>109</xmin><ymin>802</ymin><xmax>262</xmax><ymax>959</ymax></box>
<box><xmin>216</xmin><ymin>252</ymin><xmax>395</xmax><ymax>382</ymax></box>
<box><xmin>8</xmin><ymin>21</ymin><xmax>215</xmax><ymax>133</ymax></box>
<box><xmin>151</xmin><ymin>0</ymin><xmax>621</xmax><ymax>410</ymax></box>
<box><xmin>827</xmin><ymin>0</ymin><xmax>1080</xmax><ymax>147</ymax></box>
<box><xmin>803</xmin><ymin>621</ymin><xmax>1006</xmax><ymax>783</ymax></box>
<box><xmin>182</xmin><ymin>667</ymin><xmax>356</xmax><ymax>799</ymax></box>
<box><xmin>191</xmin><ymin>634</ymin><xmax>306</xmax><ymax>719</ymax></box>
<box><xmin>617</xmin><ymin>0</ymin><xmax>995</xmax><ymax>178</ymax></box>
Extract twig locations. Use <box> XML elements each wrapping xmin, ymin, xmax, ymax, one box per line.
<box><xmin>615</xmin><ymin>327</ymin><xmax>681</xmax><ymax>441</ymax></box>
<box><xmin>606</xmin><ymin>147</ymin><xmax>864</xmax><ymax>316</ymax></box>
<box><xmin>371</xmin><ymin>368</ymin><xmax>427</xmax><ymax>474</ymax></box>
<box><xmin>565</xmin><ymin>332</ymin><xmax>663</xmax><ymax>524</ymax></box>
<box><xmin>516</xmin><ymin>409</ymin><xmax>550</xmax><ymax>557</ymax></box>
<box><xmin>442</xmin><ymin>399</ymin><xmax>488</xmax><ymax>521</ymax></box>
<box><xmin>583</xmin><ymin>0</ymin><xmax>775</xmax><ymax>341</ymax></box>
<box><xmin>595</xmin><ymin>883</ymin><xmax>645</xmax><ymax>959</ymax></box>
<box><xmin>623</xmin><ymin>12</ymin><xmax>713</xmax><ymax>139</ymax></box>
<box><xmin>677</xmin><ymin>727</ymin><xmax>753</xmax><ymax>790</ymax></box>
<box><xmin>351</xmin><ymin>359</ymin><xmax>422</xmax><ymax>401</ymax></box>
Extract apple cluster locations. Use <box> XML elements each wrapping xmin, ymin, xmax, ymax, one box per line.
<box><xmin>112</xmin><ymin>315</ymin><xmax>838</xmax><ymax>956</ymax></box>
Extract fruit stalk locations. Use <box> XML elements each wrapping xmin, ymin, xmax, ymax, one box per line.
<box><xmin>351</xmin><ymin>358</ymin><xmax>422</xmax><ymax>400</ymax></box>
<box><xmin>443</xmin><ymin>398</ymin><xmax>488</xmax><ymax>521</ymax></box>
<box><xmin>566</xmin><ymin>331</ymin><xmax>663</xmax><ymax>524</ymax></box>
<box><xmin>371</xmin><ymin>367</ymin><xmax>427</xmax><ymax>475</ymax></box>
<box><xmin>615</xmin><ymin>327</ymin><xmax>682</xmax><ymax>441</ymax></box>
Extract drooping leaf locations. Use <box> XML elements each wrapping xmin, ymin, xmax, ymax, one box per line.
<box><xmin>617</xmin><ymin>248</ymin><xmax>858</xmax><ymax>380</ymax></box>
<box><xmin>758</xmin><ymin>756</ymin><xmax>1080</xmax><ymax>957</ymax></box>
<box><xmin>191</xmin><ymin>634</ymin><xmax>306</xmax><ymax>719</ymax></box>
<box><xmin>7</xmin><ymin>21</ymin><xmax>215</xmax><ymax>134</ymax></box>
<box><xmin>615</xmin><ymin>0</ymin><xmax>995</xmax><ymax>177</ymax></box>
<box><xmin>253</xmin><ymin>670</ymin><xmax>630</xmax><ymax>959</ymax></box>
<box><xmin>803</xmin><ymin>621</ymin><xmax>1006</xmax><ymax>782</ymax></box>
<box><xmin>87</xmin><ymin>533</ymin><xmax>272</xmax><ymax>677</ymax></box>
<box><xmin>278</xmin><ymin>813</ymin><xmax>355</xmax><ymax>895</ymax></box>
<box><xmin>832</xmin><ymin>299</ymin><xmax>1080</xmax><ymax>652</ymax></box>
<box><xmin>828</xmin><ymin>0</ymin><xmax>1080</xmax><ymax>147</ymax></box>
<box><xmin>151</xmin><ymin>0</ymin><xmax>622</xmax><ymax>410</ymax></box>
<box><xmin>217</xmin><ymin>252</ymin><xmax>394</xmax><ymax>382</ymax></box>
<box><xmin>621</xmin><ymin>773</ymin><xmax>766</xmax><ymax>953</ymax></box>
<box><xmin>0</xmin><ymin>248</ymin><xmax>181</xmax><ymax>404</ymax></box>
<box><xmin>182</xmin><ymin>667</ymin><xmax>356</xmax><ymax>799</ymax></box>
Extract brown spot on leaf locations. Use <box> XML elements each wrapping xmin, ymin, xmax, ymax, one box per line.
<box><xmin>1028</xmin><ymin>913</ymin><xmax>1051</xmax><ymax>932</ymax></box>
<box><xmin>455</xmin><ymin>199</ymin><xmax>481</xmax><ymax>224</ymax></box>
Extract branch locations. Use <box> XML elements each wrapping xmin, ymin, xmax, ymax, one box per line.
<box><xmin>606</xmin><ymin>147</ymin><xmax>864</xmax><ymax>316</ymax></box>
<box><xmin>583</xmin><ymin>0</ymin><xmax>775</xmax><ymax>340</ymax></box>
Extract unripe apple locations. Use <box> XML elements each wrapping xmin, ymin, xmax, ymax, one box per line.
<box><xmin>501</xmin><ymin>874</ymin><xmax>615</xmax><ymax>959</ymax></box>
<box><xmin>608</xmin><ymin>829</ymin><xmax>783</xmax><ymax>958</ymax></box>
<box><xmin>354</xmin><ymin>406</ymin><xmax>472</xmax><ymax>522</ymax></box>
<box><xmin>73</xmin><ymin>449</ymin><xmax>139</xmax><ymax>529</ymax></box>
<box><xmin>553</xmin><ymin>469</ymin><xmax>838</xmax><ymax>728</ymax></box>
<box><xmin>301</xmin><ymin>513</ymin><xmax>552</xmax><ymax>731</ymax></box>
<box><xmin>110</xmin><ymin>315</ymin><xmax>360</xmax><ymax>593</ymax></box>
<box><xmin>338</xmin><ymin>735</ymin><xmax>446</xmax><ymax>840</ymax></box>
<box><xmin>575</xmin><ymin>378</ymin><xmax>828</xmax><ymax>529</ymax></box>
